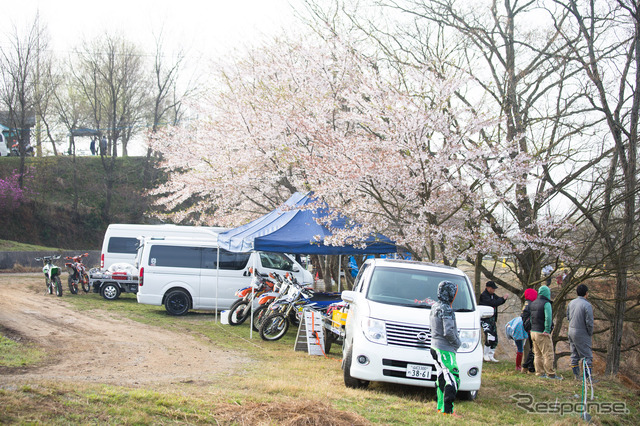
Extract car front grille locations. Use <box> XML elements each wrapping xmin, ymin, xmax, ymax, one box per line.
<box><xmin>385</xmin><ymin>321</ymin><xmax>431</xmax><ymax>349</ymax></box>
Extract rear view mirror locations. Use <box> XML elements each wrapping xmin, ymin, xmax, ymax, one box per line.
<box><xmin>342</xmin><ymin>290</ymin><xmax>356</xmax><ymax>303</ymax></box>
<box><xmin>478</xmin><ymin>305</ymin><xmax>495</xmax><ymax>319</ymax></box>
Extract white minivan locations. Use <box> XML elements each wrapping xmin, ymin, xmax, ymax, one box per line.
<box><xmin>340</xmin><ymin>258</ymin><xmax>493</xmax><ymax>401</ymax></box>
<box><xmin>135</xmin><ymin>238</ymin><xmax>313</xmax><ymax>315</ymax></box>
<box><xmin>100</xmin><ymin>224</ymin><xmax>227</xmax><ymax>269</ymax></box>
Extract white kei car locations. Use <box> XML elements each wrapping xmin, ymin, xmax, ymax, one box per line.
<box><xmin>340</xmin><ymin>258</ymin><xmax>493</xmax><ymax>400</ymax></box>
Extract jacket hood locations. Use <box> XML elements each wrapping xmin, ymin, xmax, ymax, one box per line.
<box><xmin>438</xmin><ymin>280</ymin><xmax>457</xmax><ymax>304</ymax></box>
<box><xmin>538</xmin><ymin>285</ymin><xmax>551</xmax><ymax>299</ymax></box>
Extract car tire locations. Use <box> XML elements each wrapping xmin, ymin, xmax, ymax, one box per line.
<box><xmin>343</xmin><ymin>347</ymin><xmax>369</xmax><ymax>389</ymax></box>
<box><xmin>165</xmin><ymin>289</ymin><xmax>190</xmax><ymax>316</ymax></box>
<box><xmin>101</xmin><ymin>283</ymin><xmax>121</xmax><ymax>300</ymax></box>
<box><xmin>457</xmin><ymin>390</ymin><xmax>478</xmax><ymax>401</ymax></box>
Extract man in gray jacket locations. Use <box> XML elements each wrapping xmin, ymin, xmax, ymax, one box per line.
<box><xmin>430</xmin><ymin>280</ymin><xmax>461</xmax><ymax>416</ymax></box>
<box><xmin>567</xmin><ymin>284</ymin><xmax>594</xmax><ymax>380</ymax></box>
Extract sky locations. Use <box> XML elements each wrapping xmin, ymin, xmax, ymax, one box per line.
<box><xmin>3</xmin><ymin>0</ymin><xmax>299</xmax><ymax>60</ymax></box>
<box><xmin>2</xmin><ymin>0</ymin><xmax>302</xmax><ymax>155</ymax></box>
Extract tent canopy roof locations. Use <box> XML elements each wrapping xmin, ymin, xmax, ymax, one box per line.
<box><xmin>217</xmin><ymin>192</ymin><xmax>396</xmax><ymax>255</ymax></box>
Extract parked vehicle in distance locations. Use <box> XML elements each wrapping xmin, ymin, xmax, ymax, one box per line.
<box><xmin>135</xmin><ymin>238</ymin><xmax>313</xmax><ymax>315</ymax></box>
<box><xmin>89</xmin><ymin>263</ymin><xmax>139</xmax><ymax>300</ymax></box>
<box><xmin>65</xmin><ymin>253</ymin><xmax>90</xmax><ymax>294</ymax></box>
<box><xmin>100</xmin><ymin>224</ymin><xmax>228</xmax><ymax>269</ymax></box>
<box><xmin>0</xmin><ymin>133</ymin><xmax>8</xmax><ymax>157</ymax></box>
<box><xmin>340</xmin><ymin>258</ymin><xmax>494</xmax><ymax>401</ymax></box>
<box><xmin>35</xmin><ymin>255</ymin><xmax>63</xmax><ymax>297</ymax></box>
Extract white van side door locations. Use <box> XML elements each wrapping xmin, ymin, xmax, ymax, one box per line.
<box><xmin>198</xmin><ymin>248</ymin><xmax>252</xmax><ymax>310</ymax></box>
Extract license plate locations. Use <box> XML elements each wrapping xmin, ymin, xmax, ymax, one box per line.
<box><xmin>406</xmin><ymin>364</ymin><xmax>431</xmax><ymax>379</ymax></box>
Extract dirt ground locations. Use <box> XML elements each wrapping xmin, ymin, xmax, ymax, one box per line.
<box><xmin>0</xmin><ymin>273</ymin><xmax>245</xmax><ymax>387</ymax></box>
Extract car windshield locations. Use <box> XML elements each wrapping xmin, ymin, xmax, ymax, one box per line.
<box><xmin>366</xmin><ymin>266</ymin><xmax>474</xmax><ymax>311</ymax></box>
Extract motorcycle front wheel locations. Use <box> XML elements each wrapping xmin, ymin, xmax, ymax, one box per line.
<box><xmin>81</xmin><ymin>273</ymin><xmax>90</xmax><ymax>293</ymax></box>
<box><xmin>251</xmin><ymin>305</ymin><xmax>269</xmax><ymax>331</ymax></box>
<box><xmin>68</xmin><ymin>275</ymin><xmax>79</xmax><ymax>294</ymax></box>
<box><xmin>228</xmin><ymin>299</ymin><xmax>250</xmax><ymax>326</ymax></box>
<box><xmin>54</xmin><ymin>276</ymin><xmax>63</xmax><ymax>297</ymax></box>
<box><xmin>259</xmin><ymin>313</ymin><xmax>289</xmax><ymax>341</ymax></box>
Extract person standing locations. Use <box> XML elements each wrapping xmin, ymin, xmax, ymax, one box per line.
<box><xmin>529</xmin><ymin>285</ymin><xmax>563</xmax><ymax>380</ymax></box>
<box><xmin>542</xmin><ymin>264</ymin><xmax>553</xmax><ymax>285</ymax></box>
<box><xmin>100</xmin><ymin>136</ymin><xmax>107</xmax><ymax>156</ymax></box>
<box><xmin>90</xmin><ymin>137</ymin><xmax>96</xmax><ymax>155</ymax></box>
<box><xmin>567</xmin><ymin>284</ymin><xmax>594</xmax><ymax>381</ymax></box>
<box><xmin>479</xmin><ymin>281</ymin><xmax>509</xmax><ymax>362</ymax></box>
<box><xmin>505</xmin><ymin>315</ymin><xmax>527</xmax><ymax>371</ymax></box>
<box><xmin>430</xmin><ymin>280</ymin><xmax>461</xmax><ymax>417</ymax></box>
<box><xmin>521</xmin><ymin>288</ymin><xmax>538</xmax><ymax>373</ymax></box>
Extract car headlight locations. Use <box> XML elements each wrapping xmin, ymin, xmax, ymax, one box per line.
<box><xmin>362</xmin><ymin>317</ymin><xmax>387</xmax><ymax>345</ymax></box>
<box><xmin>458</xmin><ymin>329</ymin><xmax>480</xmax><ymax>353</ymax></box>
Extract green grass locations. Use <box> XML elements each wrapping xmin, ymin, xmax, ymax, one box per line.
<box><xmin>2</xmin><ymin>277</ymin><xmax>639</xmax><ymax>424</ymax></box>
<box><xmin>0</xmin><ymin>239</ymin><xmax>60</xmax><ymax>252</ymax></box>
<box><xmin>0</xmin><ymin>335</ymin><xmax>45</xmax><ymax>367</ymax></box>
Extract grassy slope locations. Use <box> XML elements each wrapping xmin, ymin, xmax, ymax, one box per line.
<box><xmin>0</xmin><ymin>156</ymin><xmax>163</xmax><ymax>250</ymax></box>
<box><xmin>0</xmin><ymin>239</ymin><xmax>59</xmax><ymax>252</ymax></box>
<box><xmin>1</xmin><ymin>279</ymin><xmax>638</xmax><ymax>425</ymax></box>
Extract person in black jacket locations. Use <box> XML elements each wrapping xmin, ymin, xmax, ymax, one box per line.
<box><xmin>479</xmin><ymin>281</ymin><xmax>509</xmax><ymax>362</ymax></box>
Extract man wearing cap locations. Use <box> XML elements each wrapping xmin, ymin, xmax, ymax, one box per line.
<box><xmin>567</xmin><ymin>284</ymin><xmax>594</xmax><ymax>381</ymax></box>
<box><xmin>479</xmin><ymin>281</ymin><xmax>509</xmax><ymax>362</ymax></box>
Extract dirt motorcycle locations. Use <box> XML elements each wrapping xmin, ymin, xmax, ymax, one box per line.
<box><xmin>227</xmin><ymin>269</ymin><xmax>276</xmax><ymax>326</ymax></box>
<box><xmin>65</xmin><ymin>253</ymin><xmax>90</xmax><ymax>294</ymax></box>
<box><xmin>35</xmin><ymin>255</ymin><xmax>63</xmax><ymax>297</ymax></box>
<box><xmin>251</xmin><ymin>272</ymin><xmax>296</xmax><ymax>332</ymax></box>
<box><xmin>259</xmin><ymin>279</ymin><xmax>341</xmax><ymax>341</ymax></box>
<box><xmin>10</xmin><ymin>142</ymin><xmax>35</xmax><ymax>157</ymax></box>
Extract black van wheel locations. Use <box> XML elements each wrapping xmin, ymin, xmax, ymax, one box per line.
<box><xmin>101</xmin><ymin>283</ymin><xmax>121</xmax><ymax>300</ymax></box>
<box><xmin>165</xmin><ymin>289</ymin><xmax>190</xmax><ymax>316</ymax></box>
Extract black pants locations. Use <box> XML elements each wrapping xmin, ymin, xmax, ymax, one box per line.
<box><xmin>481</xmin><ymin>317</ymin><xmax>498</xmax><ymax>349</ymax></box>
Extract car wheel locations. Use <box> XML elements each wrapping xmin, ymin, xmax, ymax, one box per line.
<box><xmin>343</xmin><ymin>347</ymin><xmax>369</xmax><ymax>389</ymax></box>
<box><xmin>165</xmin><ymin>289</ymin><xmax>190</xmax><ymax>316</ymax></box>
<box><xmin>101</xmin><ymin>283</ymin><xmax>121</xmax><ymax>300</ymax></box>
<box><xmin>457</xmin><ymin>390</ymin><xmax>478</xmax><ymax>401</ymax></box>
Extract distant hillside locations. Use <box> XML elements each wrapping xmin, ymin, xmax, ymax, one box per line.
<box><xmin>0</xmin><ymin>155</ymin><xmax>165</xmax><ymax>250</ymax></box>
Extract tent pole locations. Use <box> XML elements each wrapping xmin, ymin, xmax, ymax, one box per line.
<box><xmin>250</xmin><ymin>252</ymin><xmax>257</xmax><ymax>339</ymax></box>
<box><xmin>216</xmin><ymin>246</ymin><xmax>220</xmax><ymax>323</ymax></box>
<box><xmin>338</xmin><ymin>255</ymin><xmax>341</xmax><ymax>292</ymax></box>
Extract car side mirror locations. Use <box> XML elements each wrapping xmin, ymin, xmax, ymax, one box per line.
<box><xmin>478</xmin><ymin>305</ymin><xmax>494</xmax><ymax>319</ymax></box>
<box><xmin>342</xmin><ymin>290</ymin><xmax>356</xmax><ymax>303</ymax></box>
<box><xmin>292</xmin><ymin>266</ymin><xmax>300</xmax><ymax>272</ymax></box>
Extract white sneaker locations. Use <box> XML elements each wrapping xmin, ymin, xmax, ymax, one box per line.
<box><xmin>488</xmin><ymin>348</ymin><xmax>499</xmax><ymax>363</ymax></box>
<box><xmin>483</xmin><ymin>346</ymin><xmax>491</xmax><ymax>362</ymax></box>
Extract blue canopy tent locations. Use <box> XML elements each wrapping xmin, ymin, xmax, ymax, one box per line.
<box><xmin>214</xmin><ymin>192</ymin><xmax>395</xmax><ymax>332</ymax></box>
<box><xmin>217</xmin><ymin>192</ymin><xmax>396</xmax><ymax>255</ymax></box>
